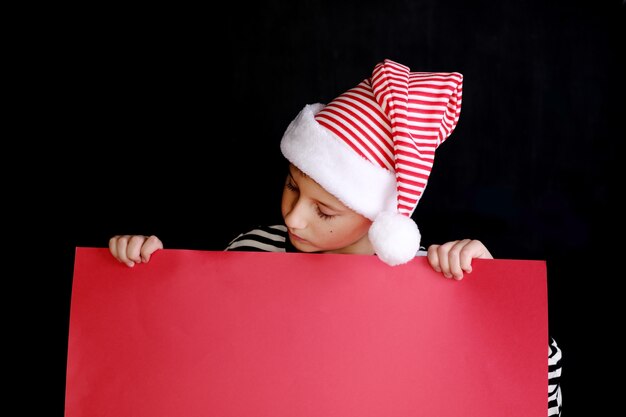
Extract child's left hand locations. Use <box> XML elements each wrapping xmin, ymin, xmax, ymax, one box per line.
<box><xmin>427</xmin><ymin>239</ymin><xmax>493</xmax><ymax>280</ymax></box>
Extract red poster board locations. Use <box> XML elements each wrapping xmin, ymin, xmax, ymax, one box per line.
<box><xmin>66</xmin><ymin>248</ymin><xmax>547</xmax><ymax>416</ymax></box>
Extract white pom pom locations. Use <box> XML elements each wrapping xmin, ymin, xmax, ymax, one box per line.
<box><xmin>368</xmin><ymin>212</ymin><xmax>421</xmax><ymax>266</ymax></box>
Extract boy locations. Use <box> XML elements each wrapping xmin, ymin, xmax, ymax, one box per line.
<box><xmin>109</xmin><ymin>59</ymin><xmax>561</xmax><ymax>415</ymax></box>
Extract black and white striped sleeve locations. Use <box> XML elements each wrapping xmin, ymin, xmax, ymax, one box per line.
<box><xmin>224</xmin><ymin>225</ymin><xmax>288</xmax><ymax>252</ymax></box>
<box><xmin>548</xmin><ymin>337</ymin><xmax>562</xmax><ymax>416</ymax></box>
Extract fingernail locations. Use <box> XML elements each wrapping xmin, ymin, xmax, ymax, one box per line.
<box><xmin>444</xmin><ymin>272</ymin><xmax>452</xmax><ymax>279</ymax></box>
<box><xmin>127</xmin><ymin>261</ymin><xmax>135</xmax><ymax>268</ymax></box>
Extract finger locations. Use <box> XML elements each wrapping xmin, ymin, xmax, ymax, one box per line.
<box><xmin>474</xmin><ymin>240</ymin><xmax>493</xmax><ymax>259</ymax></box>
<box><xmin>140</xmin><ymin>235</ymin><xmax>164</xmax><ymax>263</ymax></box>
<box><xmin>459</xmin><ymin>247</ymin><xmax>473</xmax><ymax>274</ymax></box>
<box><xmin>448</xmin><ymin>239</ymin><xmax>471</xmax><ymax>280</ymax></box>
<box><xmin>458</xmin><ymin>239</ymin><xmax>494</xmax><ymax>273</ymax></box>
<box><xmin>459</xmin><ymin>240</ymin><xmax>481</xmax><ymax>274</ymax></box>
<box><xmin>109</xmin><ymin>235</ymin><xmax>121</xmax><ymax>260</ymax></box>
<box><xmin>115</xmin><ymin>235</ymin><xmax>135</xmax><ymax>267</ymax></box>
<box><xmin>437</xmin><ymin>241</ymin><xmax>457</xmax><ymax>279</ymax></box>
<box><xmin>126</xmin><ymin>235</ymin><xmax>148</xmax><ymax>264</ymax></box>
<box><xmin>427</xmin><ymin>245</ymin><xmax>441</xmax><ymax>272</ymax></box>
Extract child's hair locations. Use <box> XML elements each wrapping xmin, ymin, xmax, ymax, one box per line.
<box><xmin>280</xmin><ymin>59</ymin><xmax>463</xmax><ymax>266</ymax></box>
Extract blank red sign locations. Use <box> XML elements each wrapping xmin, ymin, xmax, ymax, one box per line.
<box><xmin>66</xmin><ymin>248</ymin><xmax>547</xmax><ymax>417</ymax></box>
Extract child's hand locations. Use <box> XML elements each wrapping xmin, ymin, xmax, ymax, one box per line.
<box><xmin>427</xmin><ymin>239</ymin><xmax>492</xmax><ymax>280</ymax></box>
<box><xmin>108</xmin><ymin>235</ymin><xmax>163</xmax><ymax>267</ymax></box>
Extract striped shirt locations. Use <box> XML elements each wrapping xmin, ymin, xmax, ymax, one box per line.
<box><xmin>226</xmin><ymin>224</ymin><xmax>563</xmax><ymax>416</ymax></box>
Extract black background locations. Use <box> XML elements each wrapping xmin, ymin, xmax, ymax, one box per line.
<box><xmin>45</xmin><ymin>0</ymin><xmax>623</xmax><ymax>415</ymax></box>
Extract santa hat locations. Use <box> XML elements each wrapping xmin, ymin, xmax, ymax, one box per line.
<box><xmin>280</xmin><ymin>59</ymin><xmax>463</xmax><ymax>266</ymax></box>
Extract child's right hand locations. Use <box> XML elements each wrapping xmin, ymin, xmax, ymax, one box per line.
<box><xmin>108</xmin><ymin>235</ymin><xmax>163</xmax><ymax>267</ymax></box>
<box><xmin>426</xmin><ymin>239</ymin><xmax>492</xmax><ymax>280</ymax></box>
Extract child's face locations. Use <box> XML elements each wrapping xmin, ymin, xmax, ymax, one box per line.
<box><xmin>281</xmin><ymin>164</ymin><xmax>373</xmax><ymax>255</ymax></box>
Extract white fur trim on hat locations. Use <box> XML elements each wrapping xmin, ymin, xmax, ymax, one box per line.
<box><xmin>368</xmin><ymin>211</ymin><xmax>421</xmax><ymax>266</ymax></box>
<box><xmin>280</xmin><ymin>103</ymin><xmax>397</xmax><ymax>220</ymax></box>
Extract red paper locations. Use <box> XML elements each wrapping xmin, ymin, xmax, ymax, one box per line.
<box><xmin>66</xmin><ymin>248</ymin><xmax>547</xmax><ymax>417</ymax></box>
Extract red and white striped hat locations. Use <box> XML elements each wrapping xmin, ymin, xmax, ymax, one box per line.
<box><xmin>280</xmin><ymin>59</ymin><xmax>463</xmax><ymax>266</ymax></box>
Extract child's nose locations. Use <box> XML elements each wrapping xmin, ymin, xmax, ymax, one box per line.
<box><xmin>284</xmin><ymin>199</ymin><xmax>308</xmax><ymax>229</ymax></box>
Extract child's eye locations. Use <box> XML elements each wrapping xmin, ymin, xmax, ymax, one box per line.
<box><xmin>285</xmin><ymin>181</ymin><xmax>298</xmax><ymax>191</ymax></box>
<box><xmin>315</xmin><ymin>206</ymin><xmax>335</xmax><ymax>220</ymax></box>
